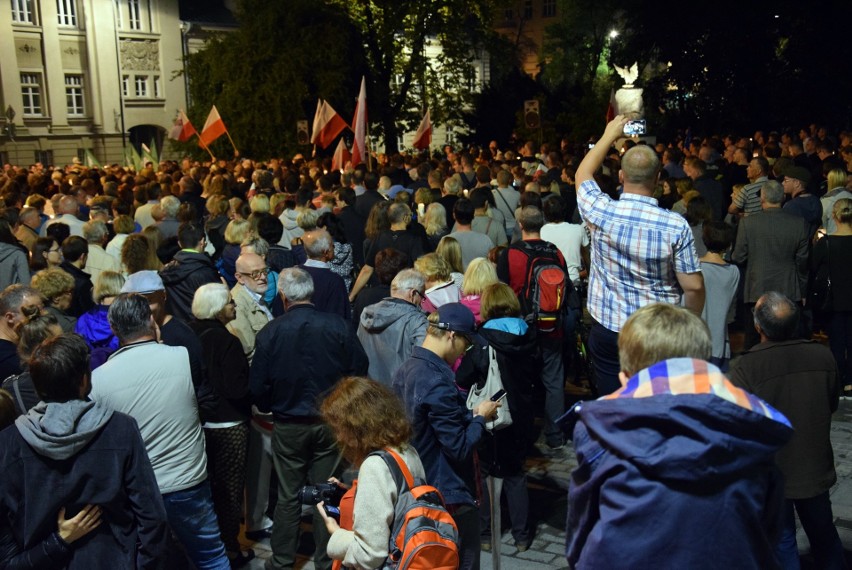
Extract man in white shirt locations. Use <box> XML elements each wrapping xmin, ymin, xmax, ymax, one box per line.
<box><xmin>541</xmin><ymin>195</ymin><xmax>589</xmax><ymax>283</ymax></box>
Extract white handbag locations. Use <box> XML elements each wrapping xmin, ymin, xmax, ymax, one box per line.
<box><xmin>466</xmin><ymin>346</ymin><xmax>513</xmax><ymax>431</ymax></box>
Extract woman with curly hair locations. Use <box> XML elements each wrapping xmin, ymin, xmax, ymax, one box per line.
<box><xmin>31</xmin><ymin>268</ymin><xmax>76</xmax><ymax>332</ymax></box>
<box><xmin>317</xmin><ymin>376</ymin><xmax>426</xmax><ymax>570</ymax></box>
<box><xmin>121</xmin><ymin>234</ymin><xmax>158</xmax><ymax>276</ymax></box>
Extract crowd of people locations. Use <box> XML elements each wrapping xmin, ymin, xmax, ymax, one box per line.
<box><xmin>0</xmin><ymin>114</ymin><xmax>850</xmax><ymax>569</ymax></box>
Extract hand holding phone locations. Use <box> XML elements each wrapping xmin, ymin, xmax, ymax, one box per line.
<box><xmin>490</xmin><ymin>389</ymin><xmax>507</xmax><ymax>402</ymax></box>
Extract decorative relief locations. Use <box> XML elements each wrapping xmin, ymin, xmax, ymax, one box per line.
<box><xmin>119</xmin><ymin>39</ymin><xmax>160</xmax><ymax>71</ymax></box>
<box><xmin>19</xmin><ymin>43</ymin><xmax>38</xmax><ymax>54</ymax></box>
<box><xmin>63</xmin><ymin>47</ymin><xmax>80</xmax><ymax>55</ymax></box>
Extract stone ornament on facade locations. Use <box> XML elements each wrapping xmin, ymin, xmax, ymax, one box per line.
<box><xmin>120</xmin><ymin>39</ymin><xmax>160</xmax><ymax>71</ymax></box>
<box><xmin>613</xmin><ymin>62</ymin><xmax>644</xmax><ymax>119</ymax></box>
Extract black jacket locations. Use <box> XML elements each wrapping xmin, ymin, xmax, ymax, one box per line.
<box><xmin>160</xmin><ymin>250</ymin><xmax>221</xmax><ymax>322</ymax></box>
<box><xmin>336</xmin><ymin>207</ymin><xmax>366</xmax><ymax>266</ymax></box>
<box><xmin>189</xmin><ymin>319</ymin><xmax>252</xmax><ymax>423</ymax></box>
<box><xmin>249</xmin><ymin>304</ymin><xmax>368</xmax><ymax>420</ymax></box>
<box><xmin>60</xmin><ymin>262</ymin><xmax>94</xmax><ymax>318</ymax></box>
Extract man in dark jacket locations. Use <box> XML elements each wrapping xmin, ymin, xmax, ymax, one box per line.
<box><xmin>0</xmin><ymin>333</ymin><xmax>168</xmax><ymax>568</ymax></box>
<box><xmin>393</xmin><ymin>303</ymin><xmax>499</xmax><ymax>570</ymax></box>
<box><xmin>159</xmin><ymin>222</ymin><xmax>222</xmax><ymax>322</ymax></box>
<box><xmin>59</xmin><ymin>236</ymin><xmax>94</xmax><ymax>318</ymax></box>
<box><xmin>250</xmin><ymin>268</ymin><xmax>368</xmax><ymax>570</ymax></box>
<box><xmin>564</xmin><ymin>303</ymin><xmax>793</xmax><ymax>569</ymax></box>
<box><xmin>335</xmin><ymin>187</ymin><xmax>366</xmax><ymax>267</ymax></box>
<box><xmin>729</xmin><ymin>292</ymin><xmax>844</xmax><ymax>569</ymax></box>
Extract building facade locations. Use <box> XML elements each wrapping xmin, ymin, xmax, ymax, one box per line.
<box><xmin>493</xmin><ymin>0</ymin><xmax>559</xmax><ymax>77</ymax></box>
<box><xmin>0</xmin><ymin>0</ymin><xmax>186</xmax><ymax>167</ymax></box>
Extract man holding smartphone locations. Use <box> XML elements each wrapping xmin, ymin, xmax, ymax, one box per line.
<box><xmin>575</xmin><ymin>115</ymin><xmax>705</xmax><ymax>396</ymax></box>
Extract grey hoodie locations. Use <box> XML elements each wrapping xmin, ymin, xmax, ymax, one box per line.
<box><xmin>16</xmin><ymin>399</ymin><xmax>113</xmax><ymax>460</ymax></box>
<box><xmin>357</xmin><ymin>297</ymin><xmax>428</xmax><ymax>386</ymax></box>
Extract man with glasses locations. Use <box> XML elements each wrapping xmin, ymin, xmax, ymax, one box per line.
<box><xmin>393</xmin><ymin>303</ymin><xmax>500</xmax><ymax>570</ymax></box>
<box><xmin>0</xmin><ymin>285</ymin><xmax>43</xmax><ymax>381</ymax></box>
<box><xmin>229</xmin><ymin>252</ymin><xmax>273</xmax><ymax>362</ymax></box>
<box><xmin>229</xmin><ymin>252</ymin><xmax>277</xmax><ymax>542</ymax></box>
<box><xmin>357</xmin><ymin>268</ymin><xmax>428</xmax><ymax>386</ymax></box>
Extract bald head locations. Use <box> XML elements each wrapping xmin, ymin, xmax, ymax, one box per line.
<box><xmin>235</xmin><ymin>252</ymin><xmax>268</xmax><ymax>294</ymax></box>
<box><xmin>303</xmin><ymin>229</ymin><xmax>333</xmax><ymax>261</ymax></box>
<box><xmin>58</xmin><ymin>195</ymin><xmax>79</xmax><ymax>215</ymax></box>
<box><xmin>620</xmin><ymin>146</ymin><xmax>660</xmax><ymax>192</ymax></box>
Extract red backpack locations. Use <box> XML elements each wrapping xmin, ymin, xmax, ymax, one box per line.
<box><xmin>519</xmin><ymin>240</ymin><xmax>570</xmax><ymax>332</ymax></box>
<box><xmin>335</xmin><ymin>448</ymin><xmax>459</xmax><ymax>570</ymax></box>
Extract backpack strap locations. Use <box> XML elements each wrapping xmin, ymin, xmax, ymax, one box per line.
<box><xmin>371</xmin><ymin>448</ymin><xmax>415</xmax><ymax>493</ymax></box>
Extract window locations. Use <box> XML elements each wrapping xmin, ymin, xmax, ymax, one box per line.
<box><xmin>504</xmin><ymin>7</ymin><xmax>514</xmax><ymax>20</ymax></box>
<box><xmin>153</xmin><ymin>76</ymin><xmax>161</xmax><ymax>98</ymax></box>
<box><xmin>65</xmin><ymin>75</ymin><xmax>84</xmax><ymax>116</ymax></box>
<box><xmin>134</xmin><ymin>75</ymin><xmax>148</xmax><ymax>98</ymax></box>
<box><xmin>122</xmin><ymin>75</ymin><xmax>129</xmax><ymax>97</ymax></box>
<box><xmin>11</xmin><ymin>0</ymin><xmax>33</xmax><ymax>23</ymax></box>
<box><xmin>34</xmin><ymin>150</ymin><xmax>53</xmax><ymax>166</ymax></box>
<box><xmin>523</xmin><ymin>0</ymin><xmax>532</xmax><ymax>19</ymax></box>
<box><xmin>542</xmin><ymin>0</ymin><xmax>556</xmax><ymax>17</ymax></box>
<box><xmin>20</xmin><ymin>73</ymin><xmax>42</xmax><ymax>116</ymax></box>
<box><xmin>127</xmin><ymin>0</ymin><xmax>140</xmax><ymax>30</ymax></box>
<box><xmin>56</xmin><ymin>0</ymin><xmax>76</xmax><ymax>26</ymax></box>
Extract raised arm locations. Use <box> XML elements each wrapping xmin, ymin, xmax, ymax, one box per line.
<box><xmin>575</xmin><ymin>115</ymin><xmax>629</xmax><ymax>187</ymax></box>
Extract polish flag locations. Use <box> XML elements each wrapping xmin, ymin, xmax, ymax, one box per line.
<box><xmin>169</xmin><ymin>109</ymin><xmax>197</xmax><ymax>142</ymax></box>
<box><xmin>350</xmin><ymin>77</ymin><xmax>367</xmax><ymax>166</ymax></box>
<box><xmin>605</xmin><ymin>89</ymin><xmax>616</xmax><ymax>123</ymax></box>
<box><xmin>332</xmin><ymin>139</ymin><xmax>350</xmax><ymax>172</ymax></box>
<box><xmin>199</xmin><ymin>105</ymin><xmax>227</xmax><ymax>148</ymax></box>
<box><xmin>412</xmin><ymin>109</ymin><xmax>432</xmax><ymax>150</ymax></box>
<box><xmin>311</xmin><ymin>100</ymin><xmax>347</xmax><ymax>149</ymax></box>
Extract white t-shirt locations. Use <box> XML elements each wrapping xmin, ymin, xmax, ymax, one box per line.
<box><xmin>540</xmin><ymin>222</ymin><xmax>589</xmax><ymax>282</ymax></box>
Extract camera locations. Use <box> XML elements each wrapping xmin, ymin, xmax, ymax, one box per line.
<box><xmin>298</xmin><ymin>483</ymin><xmax>346</xmax><ymax>507</ymax></box>
<box><xmin>623</xmin><ymin>119</ymin><xmax>646</xmax><ymax>136</ymax></box>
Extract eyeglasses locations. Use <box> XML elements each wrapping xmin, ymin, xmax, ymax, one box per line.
<box><xmin>238</xmin><ymin>267</ymin><xmax>270</xmax><ymax>280</ymax></box>
<box><xmin>412</xmin><ymin>289</ymin><xmax>425</xmax><ymax>303</ymax></box>
<box><xmin>455</xmin><ymin>332</ymin><xmax>474</xmax><ymax>352</ymax></box>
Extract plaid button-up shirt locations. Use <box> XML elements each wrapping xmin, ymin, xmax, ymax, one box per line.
<box><xmin>578</xmin><ymin>179</ymin><xmax>700</xmax><ymax>332</ymax></box>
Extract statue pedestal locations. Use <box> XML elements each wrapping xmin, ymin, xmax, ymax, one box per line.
<box><xmin>615</xmin><ymin>87</ymin><xmax>644</xmax><ymax>118</ymax></box>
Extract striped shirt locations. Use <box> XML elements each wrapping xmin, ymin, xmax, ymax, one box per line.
<box><xmin>603</xmin><ymin>357</ymin><xmax>791</xmax><ymax>426</ymax></box>
<box><xmin>731</xmin><ymin>176</ymin><xmax>768</xmax><ymax>215</ymax></box>
<box><xmin>578</xmin><ymin>179</ymin><xmax>700</xmax><ymax>332</ymax></box>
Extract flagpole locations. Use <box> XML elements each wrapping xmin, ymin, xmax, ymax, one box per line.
<box><xmin>365</xmin><ymin>122</ymin><xmax>371</xmax><ymax>173</ymax></box>
<box><xmin>225</xmin><ymin>131</ymin><xmax>239</xmax><ymax>157</ymax></box>
<box><xmin>195</xmin><ymin>134</ymin><xmax>216</xmax><ymax>161</ymax></box>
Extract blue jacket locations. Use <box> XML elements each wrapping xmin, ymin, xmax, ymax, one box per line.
<box><xmin>393</xmin><ymin>346</ymin><xmax>486</xmax><ymax>506</ymax></box>
<box><xmin>564</xmin><ymin>358</ymin><xmax>793</xmax><ymax>569</ymax></box>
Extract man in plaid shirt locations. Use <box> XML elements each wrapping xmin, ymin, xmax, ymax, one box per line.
<box><xmin>576</xmin><ymin>115</ymin><xmax>705</xmax><ymax>395</ymax></box>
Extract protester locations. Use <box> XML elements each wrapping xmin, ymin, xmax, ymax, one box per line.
<box><xmin>565</xmin><ymin>303</ymin><xmax>792</xmax><ymax>568</ymax></box>
<box><xmin>317</xmin><ymin>376</ymin><xmax>428</xmax><ymax>569</ymax></box>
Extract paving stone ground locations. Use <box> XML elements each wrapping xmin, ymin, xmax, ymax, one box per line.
<box><xmin>242</xmin><ymin>399</ymin><xmax>852</xmax><ymax>569</ymax></box>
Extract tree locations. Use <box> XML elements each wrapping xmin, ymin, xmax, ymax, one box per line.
<box><xmin>180</xmin><ymin>0</ymin><xmax>363</xmax><ymax>159</ymax></box>
<box><xmin>327</xmin><ymin>0</ymin><xmax>505</xmax><ymax>153</ymax></box>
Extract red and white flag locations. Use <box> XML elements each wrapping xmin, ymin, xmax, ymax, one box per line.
<box><xmin>199</xmin><ymin>105</ymin><xmax>227</xmax><ymax>148</ymax></box>
<box><xmin>169</xmin><ymin>109</ymin><xmax>197</xmax><ymax>142</ymax></box>
<box><xmin>311</xmin><ymin>101</ymin><xmax>347</xmax><ymax>149</ymax></box>
<box><xmin>605</xmin><ymin>89</ymin><xmax>616</xmax><ymax>123</ymax></box>
<box><xmin>350</xmin><ymin>77</ymin><xmax>367</xmax><ymax>166</ymax></box>
<box><xmin>412</xmin><ymin>109</ymin><xmax>432</xmax><ymax>150</ymax></box>
<box><xmin>332</xmin><ymin>139</ymin><xmax>350</xmax><ymax>172</ymax></box>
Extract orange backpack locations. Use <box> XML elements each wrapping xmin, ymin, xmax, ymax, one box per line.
<box><xmin>334</xmin><ymin>448</ymin><xmax>459</xmax><ymax>570</ymax></box>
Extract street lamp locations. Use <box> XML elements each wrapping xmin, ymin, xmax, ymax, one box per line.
<box><xmin>609</xmin><ymin>29</ymin><xmax>619</xmax><ymax>39</ymax></box>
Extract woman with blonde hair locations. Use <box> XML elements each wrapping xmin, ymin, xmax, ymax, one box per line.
<box><xmin>424</xmin><ymin>203</ymin><xmax>449</xmax><ymax>250</ymax></box>
<box><xmin>459</xmin><ymin>257</ymin><xmax>499</xmax><ymax>324</ymax></box>
<box><xmin>811</xmin><ymin>198</ymin><xmax>852</xmax><ymax>392</ymax></box>
<box><xmin>414</xmin><ymin>253</ymin><xmax>460</xmax><ymax>313</ymax></box>
<box><xmin>221</xmin><ymin>219</ymin><xmax>252</xmax><ymax>288</ymax></box>
<box><xmin>206</xmin><ymin>194</ymin><xmax>232</xmax><ymax>259</ymax></box>
<box><xmin>75</xmin><ymin>270</ymin><xmax>125</xmax><ymax>369</ymax></box>
<box><xmin>821</xmin><ymin>169</ymin><xmax>852</xmax><ymax>234</ymax></box>
<box><xmin>317</xmin><ymin>376</ymin><xmax>426</xmax><ymax>570</ymax></box>
<box><xmin>106</xmin><ymin>215</ymin><xmax>135</xmax><ymax>259</ymax></box>
<box><xmin>436</xmin><ymin>235</ymin><xmax>464</xmax><ymax>288</ymax></box>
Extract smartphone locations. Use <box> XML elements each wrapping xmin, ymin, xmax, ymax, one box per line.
<box><xmin>490</xmin><ymin>389</ymin><xmax>507</xmax><ymax>402</ymax></box>
<box><xmin>623</xmin><ymin>119</ymin><xmax>646</xmax><ymax>136</ymax></box>
<box><xmin>323</xmin><ymin>505</ymin><xmax>340</xmax><ymax>521</ymax></box>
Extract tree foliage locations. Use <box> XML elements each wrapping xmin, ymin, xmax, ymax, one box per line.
<box><xmin>322</xmin><ymin>0</ymin><xmax>504</xmax><ymax>153</ymax></box>
<box><xmin>179</xmin><ymin>0</ymin><xmax>362</xmax><ymax>159</ymax></box>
